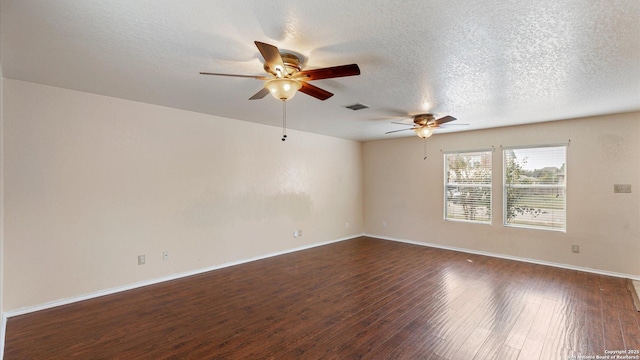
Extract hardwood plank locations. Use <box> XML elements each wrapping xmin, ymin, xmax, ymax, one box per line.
<box><xmin>504</xmin><ymin>298</ymin><xmax>541</xmax><ymax>349</ymax></box>
<box><xmin>540</xmin><ymin>311</ymin><xmax>572</xmax><ymax>359</ymax></box>
<box><xmin>496</xmin><ymin>344</ymin><xmax>521</xmax><ymax>359</ymax></box>
<box><xmin>525</xmin><ymin>297</ymin><xmax>557</xmax><ymax>342</ymax></box>
<box><xmin>4</xmin><ymin>236</ymin><xmax>639</xmax><ymax>359</ymax></box>
<box><xmin>451</xmin><ymin>326</ymin><xmax>491</xmax><ymax>359</ymax></box>
<box><xmin>518</xmin><ymin>338</ymin><xmax>544</xmax><ymax>360</ymax></box>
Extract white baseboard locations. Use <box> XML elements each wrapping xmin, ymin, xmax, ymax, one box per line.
<box><xmin>4</xmin><ymin>234</ymin><xmax>363</xmax><ymax>319</ymax></box>
<box><xmin>366</xmin><ymin>233</ymin><xmax>640</xmax><ymax>281</ymax></box>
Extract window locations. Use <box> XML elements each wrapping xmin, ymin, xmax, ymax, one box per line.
<box><xmin>444</xmin><ymin>150</ymin><xmax>492</xmax><ymax>224</ymax></box>
<box><xmin>503</xmin><ymin>145</ymin><xmax>566</xmax><ymax>231</ymax></box>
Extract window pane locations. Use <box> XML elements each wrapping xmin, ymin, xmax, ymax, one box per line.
<box><xmin>445</xmin><ymin>151</ymin><xmax>492</xmax><ymax>224</ymax></box>
<box><xmin>504</xmin><ymin>146</ymin><xmax>566</xmax><ymax>231</ymax></box>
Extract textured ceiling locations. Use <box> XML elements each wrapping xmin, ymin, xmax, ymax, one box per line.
<box><xmin>1</xmin><ymin>0</ymin><xmax>639</xmax><ymax>141</ymax></box>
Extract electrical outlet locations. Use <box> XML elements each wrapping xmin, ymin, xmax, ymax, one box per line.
<box><xmin>572</xmin><ymin>245</ymin><xmax>580</xmax><ymax>254</ymax></box>
<box><xmin>163</xmin><ymin>251</ymin><xmax>169</xmax><ymax>261</ymax></box>
<box><xmin>138</xmin><ymin>255</ymin><xmax>146</xmax><ymax>265</ymax></box>
<box><xmin>346</xmin><ymin>222</ymin><xmax>350</xmax><ymax>228</ymax></box>
<box><xmin>382</xmin><ymin>221</ymin><xmax>387</xmax><ymax>228</ymax></box>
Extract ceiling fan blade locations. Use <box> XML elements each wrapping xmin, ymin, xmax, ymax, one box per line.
<box><xmin>439</xmin><ymin>123</ymin><xmax>469</xmax><ymax>127</ymax></box>
<box><xmin>199</xmin><ymin>72</ymin><xmax>269</xmax><ymax>80</ymax></box>
<box><xmin>294</xmin><ymin>64</ymin><xmax>361</xmax><ymax>81</ymax></box>
<box><xmin>249</xmin><ymin>87</ymin><xmax>270</xmax><ymax>100</ymax></box>
<box><xmin>254</xmin><ymin>41</ymin><xmax>286</xmax><ymax>74</ymax></box>
<box><xmin>435</xmin><ymin>115</ymin><xmax>457</xmax><ymax>125</ymax></box>
<box><xmin>299</xmin><ymin>82</ymin><xmax>334</xmax><ymax>100</ymax></box>
<box><xmin>385</xmin><ymin>128</ymin><xmax>415</xmax><ymax>134</ymax></box>
<box><xmin>391</xmin><ymin>120</ymin><xmax>414</xmax><ymax>125</ymax></box>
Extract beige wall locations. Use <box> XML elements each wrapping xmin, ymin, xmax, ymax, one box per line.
<box><xmin>1</xmin><ymin>63</ymin><xmax>4</xmax><ymax>341</ymax></box>
<box><xmin>364</xmin><ymin>113</ymin><xmax>640</xmax><ymax>277</ymax></box>
<box><xmin>3</xmin><ymin>79</ymin><xmax>363</xmax><ymax>311</ymax></box>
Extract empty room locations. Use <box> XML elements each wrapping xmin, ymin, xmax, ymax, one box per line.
<box><xmin>1</xmin><ymin>1</ymin><xmax>639</xmax><ymax>359</ymax></box>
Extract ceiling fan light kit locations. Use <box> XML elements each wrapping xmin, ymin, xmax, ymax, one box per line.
<box><xmin>264</xmin><ymin>78</ymin><xmax>302</xmax><ymax>101</ymax></box>
<box><xmin>414</xmin><ymin>126</ymin><xmax>435</xmax><ymax>138</ymax></box>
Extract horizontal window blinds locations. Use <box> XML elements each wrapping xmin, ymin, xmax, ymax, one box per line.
<box><xmin>503</xmin><ymin>146</ymin><xmax>566</xmax><ymax>231</ymax></box>
<box><xmin>444</xmin><ymin>150</ymin><xmax>492</xmax><ymax>224</ymax></box>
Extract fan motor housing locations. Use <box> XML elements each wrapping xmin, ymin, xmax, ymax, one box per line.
<box><xmin>264</xmin><ymin>52</ymin><xmax>302</xmax><ymax>76</ymax></box>
<box><xmin>414</xmin><ymin>114</ymin><xmax>435</xmax><ymax>126</ymax></box>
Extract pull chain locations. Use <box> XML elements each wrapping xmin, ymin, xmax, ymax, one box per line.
<box><xmin>423</xmin><ymin>138</ymin><xmax>428</xmax><ymax>160</ymax></box>
<box><xmin>281</xmin><ymin>100</ymin><xmax>287</xmax><ymax>141</ymax></box>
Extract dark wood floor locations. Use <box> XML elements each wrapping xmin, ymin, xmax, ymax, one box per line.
<box><xmin>5</xmin><ymin>237</ymin><xmax>640</xmax><ymax>359</ymax></box>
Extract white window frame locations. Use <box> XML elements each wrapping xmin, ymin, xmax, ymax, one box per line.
<box><xmin>444</xmin><ymin>149</ymin><xmax>493</xmax><ymax>225</ymax></box>
<box><xmin>502</xmin><ymin>144</ymin><xmax>567</xmax><ymax>232</ymax></box>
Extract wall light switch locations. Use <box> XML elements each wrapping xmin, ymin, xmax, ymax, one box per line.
<box><xmin>614</xmin><ymin>184</ymin><xmax>632</xmax><ymax>193</ymax></box>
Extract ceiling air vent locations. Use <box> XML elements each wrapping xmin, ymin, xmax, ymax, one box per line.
<box><xmin>344</xmin><ymin>103</ymin><xmax>369</xmax><ymax>111</ymax></box>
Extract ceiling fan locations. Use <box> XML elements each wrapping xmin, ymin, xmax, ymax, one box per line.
<box><xmin>385</xmin><ymin>114</ymin><xmax>462</xmax><ymax>138</ymax></box>
<box><xmin>200</xmin><ymin>41</ymin><xmax>361</xmax><ymax>101</ymax></box>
